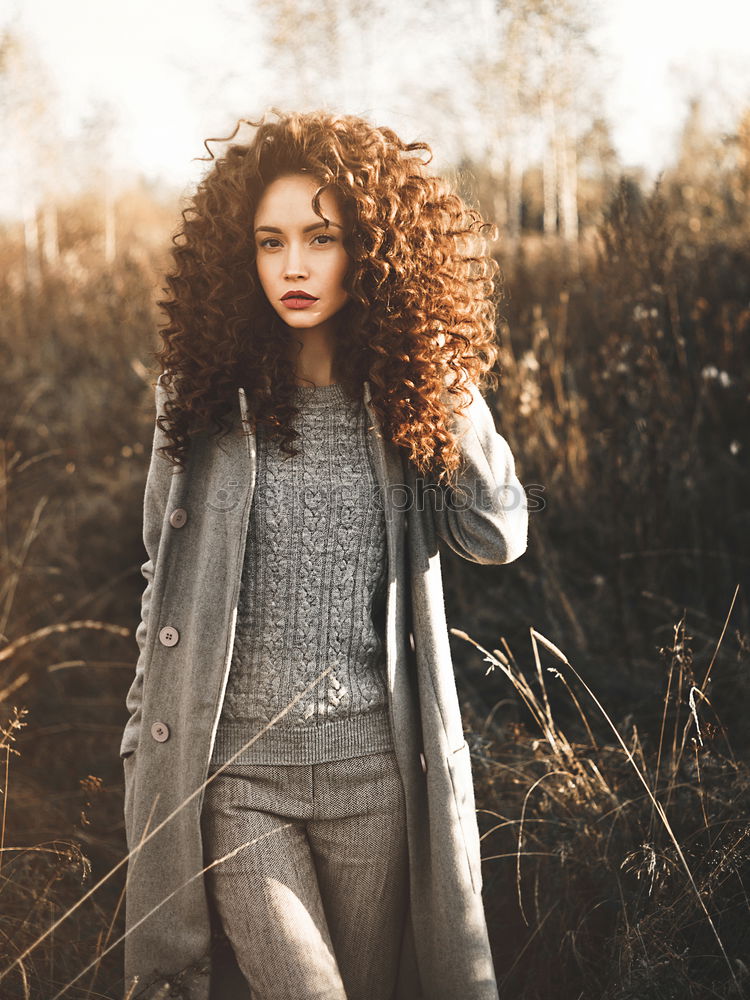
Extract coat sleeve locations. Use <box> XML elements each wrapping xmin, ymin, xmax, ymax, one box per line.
<box><xmin>424</xmin><ymin>380</ymin><xmax>528</xmax><ymax>566</ymax></box>
<box><xmin>119</xmin><ymin>373</ymin><xmax>173</xmax><ymax>759</ymax></box>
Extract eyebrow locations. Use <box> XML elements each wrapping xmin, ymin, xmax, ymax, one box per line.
<box><xmin>254</xmin><ymin>220</ymin><xmax>344</xmax><ymax>235</ymax></box>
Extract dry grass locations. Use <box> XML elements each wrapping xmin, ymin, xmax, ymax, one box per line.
<box><xmin>456</xmin><ymin>594</ymin><xmax>750</xmax><ymax>999</ymax></box>
<box><xmin>0</xmin><ymin>168</ymin><xmax>747</xmax><ymax>996</ymax></box>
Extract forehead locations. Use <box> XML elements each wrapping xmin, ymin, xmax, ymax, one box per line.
<box><xmin>254</xmin><ymin>173</ymin><xmax>345</xmax><ymax>224</ymax></box>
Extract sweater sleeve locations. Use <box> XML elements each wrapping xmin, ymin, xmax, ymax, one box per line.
<box><xmin>422</xmin><ymin>381</ymin><xmax>528</xmax><ymax>566</ymax></box>
<box><xmin>119</xmin><ymin>373</ymin><xmax>174</xmax><ymax>759</ymax></box>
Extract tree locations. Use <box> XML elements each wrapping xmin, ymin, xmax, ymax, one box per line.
<box><xmin>0</xmin><ymin>27</ymin><xmax>64</xmax><ymax>281</ymax></box>
<box><xmin>449</xmin><ymin>0</ymin><xmax>605</xmax><ymax>248</ymax></box>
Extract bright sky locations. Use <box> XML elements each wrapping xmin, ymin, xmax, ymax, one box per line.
<box><xmin>588</xmin><ymin>0</ymin><xmax>750</xmax><ymax>174</ymax></box>
<box><xmin>1</xmin><ymin>0</ymin><xmax>749</xmax><ymax>219</ymax></box>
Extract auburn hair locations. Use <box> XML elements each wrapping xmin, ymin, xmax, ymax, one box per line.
<box><xmin>153</xmin><ymin>108</ymin><xmax>502</xmax><ymax>488</ymax></box>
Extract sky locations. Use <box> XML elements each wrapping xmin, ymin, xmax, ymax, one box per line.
<box><xmin>1</xmin><ymin>0</ymin><xmax>749</xmax><ymax>219</ymax></box>
<box><xmin>588</xmin><ymin>0</ymin><xmax>750</xmax><ymax>174</ymax></box>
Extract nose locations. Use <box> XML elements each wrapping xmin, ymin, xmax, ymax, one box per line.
<box><xmin>284</xmin><ymin>243</ymin><xmax>308</xmax><ymax>280</ymax></box>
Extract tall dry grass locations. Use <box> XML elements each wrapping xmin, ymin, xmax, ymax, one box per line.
<box><xmin>0</xmin><ymin>169</ymin><xmax>747</xmax><ymax>997</ymax></box>
<box><xmin>457</xmin><ymin>600</ymin><xmax>750</xmax><ymax>998</ymax></box>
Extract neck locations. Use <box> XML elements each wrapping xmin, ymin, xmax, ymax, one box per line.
<box><xmin>287</xmin><ymin>321</ymin><xmax>338</xmax><ymax>387</ymax></box>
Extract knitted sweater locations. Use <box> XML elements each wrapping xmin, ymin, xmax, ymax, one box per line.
<box><xmin>208</xmin><ymin>381</ymin><xmax>394</xmax><ymax>767</ymax></box>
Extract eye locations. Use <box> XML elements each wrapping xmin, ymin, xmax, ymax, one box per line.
<box><xmin>313</xmin><ymin>233</ymin><xmax>335</xmax><ymax>245</ymax></box>
<box><xmin>259</xmin><ymin>237</ymin><xmax>281</xmax><ymax>248</ymax></box>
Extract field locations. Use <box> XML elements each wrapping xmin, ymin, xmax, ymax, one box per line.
<box><xmin>0</xmin><ymin>174</ymin><xmax>748</xmax><ymax>998</ymax></box>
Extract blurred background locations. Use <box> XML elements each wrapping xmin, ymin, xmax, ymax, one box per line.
<box><xmin>1</xmin><ymin>1</ymin><xmax>749</xmax><ymax>998</ymax></box>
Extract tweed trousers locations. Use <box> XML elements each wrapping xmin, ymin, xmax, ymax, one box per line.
<box><xmin>199</xmin><ymin>749</ymin><xmax>410</xmax><ymax>1000</ymax></box>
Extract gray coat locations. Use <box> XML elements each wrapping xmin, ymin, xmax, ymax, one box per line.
<box><xmin>121</xmin><ymin>372</ymin><xmax>528</xmax><ymax>1000</ymax></box>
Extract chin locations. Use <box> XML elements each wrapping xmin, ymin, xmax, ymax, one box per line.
<box><xmin>280</xmin><ymin>312</ymin><xmax>329</xmax><ymax>328</ymax></box>
<box><xmin>282</xmin><ymin>316</ymin><xmax>321</xmax><ymax>329</ymax></box>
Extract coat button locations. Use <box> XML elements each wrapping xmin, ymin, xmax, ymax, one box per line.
<box><xmin>169</xmin><ymin>507</ymin><xmax>188</xmax><ymax>528</ymax></box>
<box><xmin>158</xmin><ymin>625</ymin><xmax>179</xmax><ymax>647</ymax></box>
<box><xmin>151</xmin><ymin>721</ymin><xmax>170</xmax><ymax>742</ymax></box>
<box><xmin>420</xmin><ymin>751</ymin><xmax>427</xmax><ymax>773</ymax></box>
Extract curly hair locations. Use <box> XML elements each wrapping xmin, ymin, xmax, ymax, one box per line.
<box><xmin>153</xmin><ymin>108</ymin><xmax>502</xmax><ymax>488</ymax></box>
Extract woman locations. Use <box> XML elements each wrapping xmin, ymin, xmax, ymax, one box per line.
<box><xmin>121</xmin><ymin>109</ymin><xmax>528</xmax><ymax>1000</ymax></box>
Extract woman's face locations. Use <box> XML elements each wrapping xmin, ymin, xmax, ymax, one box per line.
<box><xmin>253</xmin><ymin>172</ymin><xmax>350</xmax><ymax>336</ymax></box>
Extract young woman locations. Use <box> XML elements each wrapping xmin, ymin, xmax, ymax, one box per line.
<box><xmin>120</xmin><ymin>109</ymin><xmax>528</xmax><ymax>1000</ymax></box>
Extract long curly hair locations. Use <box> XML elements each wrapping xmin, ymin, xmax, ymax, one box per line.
<box><xmin>153</xmin><ymin>108</ymin><xmax>502</xmax><ymax>487</ymax></box>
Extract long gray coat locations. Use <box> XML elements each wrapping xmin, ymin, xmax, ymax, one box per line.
<box><xmin>120</xmin><ymin>372</ymin><xmax>528</xmax><ymax>1000</ymax></box>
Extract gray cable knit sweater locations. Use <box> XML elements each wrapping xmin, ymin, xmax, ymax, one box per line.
<box><xmin>209</xmin><ymin>381</ymin><xmax>394</xmax><ymax>767</ymax></box>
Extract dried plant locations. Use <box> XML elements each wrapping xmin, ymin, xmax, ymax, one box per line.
<box><xmin>0</xmin><ymin>112</ymin><xmax>748</xmax><ymax>997</ymax></box>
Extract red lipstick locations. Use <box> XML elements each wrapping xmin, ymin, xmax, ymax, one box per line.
<box><xmin>281</xmin><ymin>290</ymin><xmax>319</xmax><ymax>310</ymax></box>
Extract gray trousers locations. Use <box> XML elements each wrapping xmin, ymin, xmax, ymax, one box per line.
<box><xmin>200</xmin><ymin>750</ymin><xmax>410</xmax><ymax>1000</ymax></box>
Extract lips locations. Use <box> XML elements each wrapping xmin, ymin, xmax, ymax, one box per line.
<box><xmin>281</xmin><ymin>290</ymin><xmax>318</xmax><ymax>301</ymax></box>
